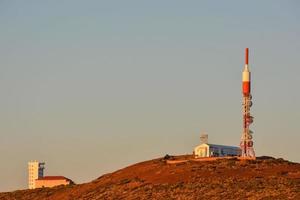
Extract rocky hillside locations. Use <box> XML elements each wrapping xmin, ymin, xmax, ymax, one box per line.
<box><xmin>0</xmin><ymin>156</ymin><xmax>299</xmax><ymax>200</ymax></box>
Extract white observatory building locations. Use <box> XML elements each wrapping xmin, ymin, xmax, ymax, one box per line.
<box><xmin>194</xmin><ymin>133</ymin><xmax>241</xmax><ymax>158</ymax></box>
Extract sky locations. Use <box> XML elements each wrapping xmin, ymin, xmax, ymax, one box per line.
<box><xmin>0</xmin><ymin>0</ymin><xmax>299</xmax><ymax>192</ymax></box>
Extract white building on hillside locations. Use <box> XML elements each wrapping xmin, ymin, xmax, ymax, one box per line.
<box><xmin>28</xmin><ymin>161</ymin><xmax>45</xmax><ymax>189</ymax></box>
<box><xmin>194</xmin><ymin>133</ymin><xmax>241</xmax><ymax>158</ymax></box>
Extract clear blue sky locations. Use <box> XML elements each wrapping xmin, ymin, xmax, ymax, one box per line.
<box><xmin>0</xmin><ymin>0</ymin><xmax>299</xmax><ymax>192</ymax></box>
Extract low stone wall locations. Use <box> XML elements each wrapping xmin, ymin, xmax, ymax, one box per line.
<box><xmin>165</xmin><ymin>160</ymin><xmax>189</xmax><ymax>164</ymax></box>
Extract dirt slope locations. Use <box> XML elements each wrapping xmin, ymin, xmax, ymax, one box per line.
<box><xmin>1</xmin><ymin>156</ymin><xmax>299</xmax><ymax>200</ymax></box>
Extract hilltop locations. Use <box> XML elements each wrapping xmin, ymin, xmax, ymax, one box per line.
<box><xmin>0</xmin><ymin>156</ymin><xmax>299</xmax><ymax>200</ymax></box>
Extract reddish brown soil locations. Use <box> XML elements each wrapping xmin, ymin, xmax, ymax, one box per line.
<box><xmin>0</xmin><ymin>156</ymin><xmax>299</xmax><ymax>200</ymax></box>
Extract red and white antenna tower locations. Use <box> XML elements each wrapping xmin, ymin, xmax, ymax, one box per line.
<box><xmin>240</xmin><ymin>48</ymin><xmax>255</xmax><ymax>158</ymax></box>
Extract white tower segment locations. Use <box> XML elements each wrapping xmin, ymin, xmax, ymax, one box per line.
<box><xmin>28</xmin><ymin>161</ymin><xmax>45</xmax><ymax>189</ymax></box>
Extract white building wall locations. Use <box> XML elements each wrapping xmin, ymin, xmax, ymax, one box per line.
<box><xmin>194</xmin><ymin>144</ymin><xmax>210</xmax><ymax>158</ymax></box>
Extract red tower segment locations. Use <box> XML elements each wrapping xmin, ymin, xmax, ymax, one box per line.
<box><xmin>242</xmin><ymin>48</ymin><xmax>251</xmax><ymax>96</ymax></box>
<box><xmin>243</xmin><ymin>82</ymin><xmax>250</xmax><ymax>96</ymax></box>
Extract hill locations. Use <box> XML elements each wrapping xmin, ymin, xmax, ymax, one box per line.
<box><xmin>0</xmin><ymin>156</ymin><xmax>299</xmax><ymax>200</ymax></box>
